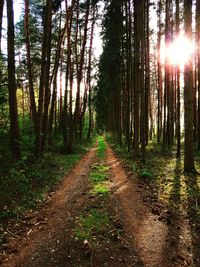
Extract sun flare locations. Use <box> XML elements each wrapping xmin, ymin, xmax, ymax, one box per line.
<box><xmin>161</xmin><ymin>35</ymin><xmax>194</xmax><ymax>68</ymax></box>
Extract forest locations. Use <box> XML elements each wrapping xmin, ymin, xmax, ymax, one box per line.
<box><xmin>0</xmin><ymin>0</ymin><xmax>200</xmax><ymax>266</ymax></box>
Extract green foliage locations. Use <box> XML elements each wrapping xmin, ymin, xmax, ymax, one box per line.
<box><xmin>90</xmin><ymin>171</ymin><xmax>108</xmax><ymax>183</ymax></box>
<box><xmin>91</xmin><ymin>184</ymin><xmax>109</xmax><ymax>196</ymax></box>
<box><xmin>140</xmin><ymin>169</ymin><xmax>154</xmax><ymax>181</ymax></box>
<box><xmin>15</xmin><ymin>0</ymin><xmax>44</xmax><ymax>81</ymax></box>
<box><xmin>75</xmin><ymin>209</ymin><xmax>110</xmax><ymax>241</ymax></box>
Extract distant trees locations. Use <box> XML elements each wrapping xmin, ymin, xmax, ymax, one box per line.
<box><xmin>95</xmin><ymin>0</ymin><xmax>198</xmax><ymax>172</ymax></box>
<box><xmin>95</xmin><ymin>0</ymin><xmax>123</xmax><ymax>142</ymax></box>
<box><xmin>96</xmin><ymin>0</ymin><xmax>150</xmax><ymax>159</ymax></box>
<box><xmin>0</xmin><ymin>0</ymin><xmax>99</xmax><ymax>160</ymax></box>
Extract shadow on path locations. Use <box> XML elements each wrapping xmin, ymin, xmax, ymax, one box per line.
<box><xmin>161</xmin><ymin>160</ymin><xmax>193</xmax><ymax>266</ymax></box>
<box><xmin>186</xmin><ymin>173</ymin><xmax>200</xmax><ymax>266</ymax></box>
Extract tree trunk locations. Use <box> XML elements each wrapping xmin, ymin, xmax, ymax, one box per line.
<box><xmin>0</xmin><ymin>0</ymin><xmax>4</xmax><ymax>53</ymax></box>
<box><xmin>7</xmin><ymin>0</ymin><xmax>21</xmax><ymax>159</ymax></box>
<box><xmin>35</xmin><ymin>0</ymin><xmax>52</xmax><ymax>155</ymax></box>
<box><xmin>59</xmin><ymin>48</ymin><xmax>63</xmax><ymax>123</ymax></box>
<box><xmin>125</xmin><ymin>0</ymin><xmax>131</xmax><ymax>151</ymax></box>
<box><xmin>145</xmin><ymin>0</ymin><xmax>150</xmax><ymax>146</ymax></box>
<box><xmin>157</xmin><ymin>0</ymin><xmax>163</xmax><ymax>143</ymax></box>
<box><xmin>24</xmin><ymin>0</ymin><xmax>37</xmax><ymax>133</ymax></box>
<box><xmin>69</xmin><ymin>0</ymin><xmax>90</xmax><ymax>151</ymax></box>
<box><xmin>196</xmin><ymin>0</ymin><xmax>200</xmax><ymax>150</ymax></box>
<box><xmin>176</xmin><ymin>0</ymin><xmax>181</xmax><ymax>158</ymax></box>
<box><xmin>184</xmin><ymin>0</ymin><xmax>195</xmax><ymax>172</ymax></box>
<box><xmin>62</xmin><ymin>0</ymin><xmax>75</xmax><ymax>151</ymax></box>
<box><xmin>48</xmin><ymin>75</ymin><xmax>57</xmax><ymax>146</ymax></box>
<box><xmin>41</xmin><ymin>0</ymin><xmax>53</xmax><ymax>151</ymax></box>
<box><xmin>86</xmin><ymin>6</ymin><xmax>95</xmax><ymax>141</ymax></box>
<box><xmin>133</xmin><ymin>0</ymin><xmax>140</xmax><ymax>157</ymax></box>
<box><xmin>140</xmin><ymin>0</ymin><xmax>145</xmax><ymax>161</ymax></box>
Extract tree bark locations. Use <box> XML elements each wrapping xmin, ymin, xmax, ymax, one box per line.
<box><xmin>67</xmin><ymin>0</ymin><xmax>90</xmax><ymax>152</ymax></box>
<box><xmin>176</xmin><ymin>0</ymin><xmax>181</xmax><ymax>158</ymax></box>
<box><xmin>145</xmin><ymin>0</ymin><xmax>150</xmax><ymax>146</ymax></box>
<box><xmin>62</xmin><ymin>0</ymin><xmax>75</xmax><ymax>151</ymax></box>
<box><xmin>7</xmin><ymin>0</ymin><xmax>21</xmax><ymax>159</ymax></box>
<box><xmin>133</xmin><ymin>0</ymin><xmax>140</xmax><ymax>157</ymax></box>
<box><xmin>35</xmin><ymin>0</ymin><xmax>53</xmax><ymax>155</ymax></box>
<box><xmin>0</xmin><ymin>0</ymin><xmax>4</xmax><ymax>53</ymax></box>
<box><xmin>86</xmin><ymin>6</ymin><xmax>95</xmax><ymax>141</ymax></box>
<box><xmin>157</xmin><ymin>0</ymin><xmax>163</xmax><ymax>143</ymax></box>
<box><xmin>41</xmin><ymin>0</ymin><xmax>53</xmax><ymax>151</ymax></box>
<box><xmin>140</xmin><ymin>0</ymin><xmax>145</xmax><ymax>161</ymax></box>
<box><xmin>48</xmin><ymin>13</ymin><xmax>65</xmax><ymax>145</ymax></box>
<box><xmin>184</xmin><ymin>0</ymin><xmax>195</xmax><ymax>172</ymax></box>
<box><xmin>196</xmin><ymin>0</ymin><xmax>200</xmax><ymax>150</ymax></box>
<box><xmin>24</xmin><ymin>0</ymin><xmax>37</xmax><ymax>133</ymax></box>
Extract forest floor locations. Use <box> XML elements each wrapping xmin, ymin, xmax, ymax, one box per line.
<box><xmin>0</xmin><ymin>138</ymin><xmax>200</xmax><ymax>267</ymax></box>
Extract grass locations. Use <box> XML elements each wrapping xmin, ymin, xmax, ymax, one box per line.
<box><xmin>90</xmin><ymin>171</ymin><xmax>108</xmax><ymax>183</ymax></box>
<box><xmin>97</xmin><ymin>136</ymin><xmax>106</xmax><ymax>158</ymax></box>
<box><xmin>90</xmin><ymin>183</ymin><xmax>110</xmax><ymax>196</ymax></box>
<box><xmin>89</xmin><ymin>168</ymin><xmax>110</xmax><ymax>196</ymax></box>
<box><xmin>75</xmin><ymin>209</ymin><xmax>110</xmax><ymax>241</ymax></box>
<box><xmin>89</xmin><ymin>166</ymin><xmax>110</xmax><ymax>197</ymax></box>
<box><xmin>88</xmin><ymin>138</ymin><xmax>110</xmax><ymax>196</ymax></box>
<box><xmin>92</xmin><ymin>164</ymin><xmax>110</xmax><ymax>173</ymax></box>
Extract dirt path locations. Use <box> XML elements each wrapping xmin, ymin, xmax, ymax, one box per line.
<box><xmin>0</xmin><ymin>143</ymin><xmax>195</xmax><ymax>267</ymax></box>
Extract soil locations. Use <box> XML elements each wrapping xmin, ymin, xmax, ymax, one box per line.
<box><xmin>0</xmin><ymin>143</ymin><xmax>199</xmax><ymax>267</ymax></box>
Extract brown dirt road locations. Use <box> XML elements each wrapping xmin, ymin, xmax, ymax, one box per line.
<box><xmin>0</xmin><ymin>143</ymin><xmax>195</xmax><ymax>266</ymax></box>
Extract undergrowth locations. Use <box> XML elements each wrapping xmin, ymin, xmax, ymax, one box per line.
<box><xmin>0</xmin><ymin>137</ymin><xmax>96</xmax><ymax>223</ymax></box>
